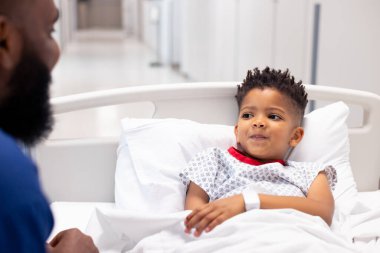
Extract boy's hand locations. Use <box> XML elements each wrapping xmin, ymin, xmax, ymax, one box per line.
<box><xmin>184</xmin><ymin>194</ymin><xmax>245</xmax><ymax>237</ymax></box>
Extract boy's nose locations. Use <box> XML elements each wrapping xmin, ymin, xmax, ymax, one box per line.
<box><xmin>253</xmin><ymin>123</ymin><xmax>264</xmax><ymax>128</ymax></box>
<box><xmin>252</xmin><ymin>120</ymin><xmax>265</xmax><ymax>128</ymax></box>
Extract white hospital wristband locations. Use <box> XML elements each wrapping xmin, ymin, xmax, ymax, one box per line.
<box><xmin>242</xmin><ymin>189</ymin><xmax>260</xmax><ymax>210</ymax></box>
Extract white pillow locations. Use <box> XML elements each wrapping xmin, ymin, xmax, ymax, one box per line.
<box><xmin>115</xmin><ymin>119</ymin><xmax>235</xmax><ymax>212</ymax></box>
<box><xmin>289</xmin><ymin>101</ymin><xmax>357</xmax><ymax>208</ymax></box>
<box><xmin>115</xmin><ymin>102</ymin><xmax>356</xmax><ymax>213</ymax></box>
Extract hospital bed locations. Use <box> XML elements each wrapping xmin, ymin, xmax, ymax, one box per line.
<box><xmin>34</xmin><ymin>83</ymin><xmax>380</xmax><ymax>252</ymax></box>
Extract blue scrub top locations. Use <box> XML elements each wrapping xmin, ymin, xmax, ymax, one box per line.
<box><xmin>0</xmin><ymin>129</ymin><xmax>53</xmax><ymax>252</ymax></box>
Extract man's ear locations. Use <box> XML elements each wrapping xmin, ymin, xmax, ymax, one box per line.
<box><xmin>0</xmin><ymin>16</ymin><xmax>23</xmax><ymax>70</ymax></box>
<box><xmin>289</xmin><ymin>127</ymin><xmax>304</xmax><ymax>147</ymax></box>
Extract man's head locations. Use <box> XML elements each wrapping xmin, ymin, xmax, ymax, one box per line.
<box><xmin>0</xmin><ymin>0</ymin><xmax>60</xmax><ymax>146</ymax></box>
<box><xmin>234</xmin><ymin>67</ymin><xmax>308</xmax><ymax>161</ymax></box>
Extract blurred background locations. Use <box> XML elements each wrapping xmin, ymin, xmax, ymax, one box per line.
<box><xmin>50</xmin><ymin>0</ymin><xmax>380</xmax><ymax>139</ymax></box>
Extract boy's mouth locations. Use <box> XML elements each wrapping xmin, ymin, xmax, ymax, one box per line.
<box><xmin>250</xmin><ymin>134</ymin><xmax>268</xmax><ymax>140</ymax></box>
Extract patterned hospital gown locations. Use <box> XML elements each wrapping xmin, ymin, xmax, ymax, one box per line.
<box><xmin>179</xmin><ymin>147</ymin><xmax>337</xmax><ymax>201</ymax></box>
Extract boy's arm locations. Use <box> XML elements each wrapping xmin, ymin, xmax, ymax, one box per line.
<box><xmin>184</xmin><ymin>172</ymin><xmax>334</xmax><ymax>237</ymax></box>
<box><xmin>259</xmin><ymin>172</ymin><xmax>335</xmax><ymax>225</ymax></box>
<box><xmin>184</xmin><ymin>181</ymin><xmax>209</xmax><ymax>210</ymax></box>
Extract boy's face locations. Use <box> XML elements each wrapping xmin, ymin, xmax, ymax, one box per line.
<box><xmin>234</xmin><ymin>88</ymin><xmax>304</xmax><ymax>161</ymax></box>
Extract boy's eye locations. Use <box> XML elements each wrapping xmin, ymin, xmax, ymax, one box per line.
<box><xmin>241</xmin><ymin>113</ymin><xmax>253</xmax><ymax>119</ymax></box>
<box><xmin>268</xmin><ymin>114</ymin><xmax>281</xmax><ymax>120</ymax></box>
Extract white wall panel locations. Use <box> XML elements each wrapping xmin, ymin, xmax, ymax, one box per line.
<box><xmin>207</xmin><ymin>0</ymin><xmax>238</xmax><ymax>81</ymax></box>
<box><xmin>237</xmin><ymin>0</ymin><xmax>275</xmax><ymax>79</ymax></box>
<box><xmin>170</xmin><ymin>0</ymin><xmax>183</xmax><ymax>65</ymax></box>
<box><xmin>122</xmin><ymin>0</ymin><xmax>139</xmax><ymax>36</ymax></box>
<box><xmin>316</xmin><ymin>0</ymin><xmax>380</xmax><ymax>95</ymax></box>
<box><xmin>176</xmin><ymin>0</ymin><xmax>380</xmax><ymax>95</ymax></box>
<box><xmin>142</xmin><ymin>1</ymin><xmax>158</xmax><ymax>50</ymax></box>
<box><xmin>274</xmin><ymin>0</ymin><xmax>309</xmax><ymax>81</ymax></box>
<box><xmin>180</xmin><ymin>0</ymin><xmax>213</xmax><ymax>81</ymax></box>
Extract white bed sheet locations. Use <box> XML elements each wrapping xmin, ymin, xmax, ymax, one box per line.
<box><xmin>355</xmin><ymin>191</ymin><xmax>380</xmax><ymax>210</ymax></box>
<box><xmin>49</xmin><ymin>191</ymin><xmax>380</xmax><ymax>252</ymax></box>
<box><xmin>341</xmin><ymin>191</ymin><xmax>380</xmax><ymax>251</ymax></box>
<box><xmin>48</xmin><ymin>202</ymin><xmax>116</xmax><ymax>242</ymax></box>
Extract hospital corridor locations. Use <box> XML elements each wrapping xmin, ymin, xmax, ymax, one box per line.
<box><xmin>50</xmin><ymin>29</ymin><xmax>188</xmax><ymax>139</ymax></box>
<box><xmin>51</xmin><ymin>30</ymin><xmax>187</xmax><ymax>97</ymax></box>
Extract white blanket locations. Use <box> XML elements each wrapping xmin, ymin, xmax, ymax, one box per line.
<box><xmin>85</xmin><ymin>207</ymin><xmax>380</xmax><ymax>253</ymax></box>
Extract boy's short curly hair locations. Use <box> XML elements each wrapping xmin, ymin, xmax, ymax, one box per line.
<box><xmin>236</xmin><ymin>67</ymin><xmax>308</xmax><ymax>123</ymax></box>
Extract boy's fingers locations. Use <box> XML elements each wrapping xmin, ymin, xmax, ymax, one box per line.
<box><xmin>186</xmin><ymin>205</ymin><xmax>212</xmax><ymax>229</ymax></box>
<box><xmin>185</xmin><ymin>210</ymin><xmax>199</xmax><ymax>226</ymax></box>
<box><xmin>205</xmin><ymin>214</ymin><xmax>225</xmax><ymax>232</ymax></box>
<box><xmin>186</xmin><ymin>204</ymin><xmax>206</xmax><ymax>222</ymax></box>
<box><xmin>184</xmin><ymin>227</ymin><xmax>191</xmax><ymax>234</ymax></box>
<box><xmin>185</xmin><ymin>210</ymin><xmax>197</xmax><ymax>221</ymax></box>
<box><xmin>194</xmin><ymin>209</ymin><xmax>221</xmax><ymax>235</ymax></box>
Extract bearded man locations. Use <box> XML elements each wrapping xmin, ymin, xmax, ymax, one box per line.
<box><xmin>0</xmin><ymin>0</ymin><xmax>98</xmax><ymax>252</ymax></box>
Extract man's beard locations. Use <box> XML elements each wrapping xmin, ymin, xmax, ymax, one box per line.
<box><xmin>0</xmin><ymin>50</ymin><xmax>54</xmax><ymax>147</ymax></box>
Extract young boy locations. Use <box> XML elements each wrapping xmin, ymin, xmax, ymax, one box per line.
<box><xmin>180</xmin><ymin>67</ymin><xmax>337</xmax><ymax>237</ymax></box>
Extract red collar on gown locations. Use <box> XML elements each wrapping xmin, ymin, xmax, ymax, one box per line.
<box><xmin>227</xmin><ymin>147</ymin><xmax>286</xmax><ymax>166</ymax></box>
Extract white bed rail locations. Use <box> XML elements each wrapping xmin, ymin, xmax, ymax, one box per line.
<box><xmin>34</xmin><ymin>83</ymin><xmax>380</xmax><ymax>202</ymax></box>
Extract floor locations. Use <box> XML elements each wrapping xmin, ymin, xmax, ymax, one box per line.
<box><xmin>49</xmin><ymin>30</ymin><xmax>188</xmax><ymax>139</ymax></box>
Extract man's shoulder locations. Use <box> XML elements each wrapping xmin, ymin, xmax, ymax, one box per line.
<box><xmin>0</xmin><ymin>129</ymin><xmax>53</xmax><ymax>251</ymax></box>
<box><xmin>0</xmin><ymin>129</ymin><xmax>41</xmax><ymax>204</ymax></box>
<box><xmin>0</xmin><ymin>129</ymin><xmax>34</xmax><ymax>171</ymax></box>
<box><xmin>0</xmin><ymin>129</ymin><xmax>25</xmax><ymax>159</ymax></box>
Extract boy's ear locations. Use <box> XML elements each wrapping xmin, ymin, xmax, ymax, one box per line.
<box><xmin>234</xmin><ymin>124</ymin><xmax>238</xmax><ymax>138</ymax></box>
<box><xmin>0</xmin><ymin>16</ymin><xmax>22</xmax><ymax>70</ymax></box>
<box><xmin>289</xmin><ymin>127</ymin><xmax>304</xmax><ymax>147</ymax></box>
